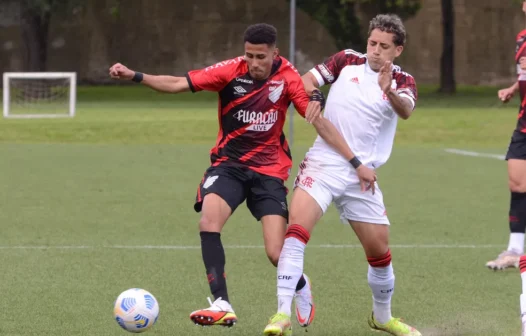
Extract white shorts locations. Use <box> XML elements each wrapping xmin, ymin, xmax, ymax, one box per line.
<box><xmin>293</xmin><ymin>156</ymin><xmax>390</xmax><ymax>225</ymax></box>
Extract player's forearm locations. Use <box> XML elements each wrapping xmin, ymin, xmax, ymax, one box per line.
<box><xmin>386</xmin><ymin>90</ymin><xmax>413</xmax><ymax>120</ymax></box>
<box><xmin>301</xmin><ymin>72</ymin><xmax>320</xmax><ymax>96</ymax></box>
<box><xmin>141</xmin><ymin>74</ymin><xmax>190</xmax><ymax>93</ymax></box>
<box><xmin>511</xmin><ymin>81</ymin><xmax>520</xmax><ymax>93</ymax></box>
<box><xmin>311</xmin><ymin>117</ymin><xmax>355</xmax><ymax>161</ymax></box>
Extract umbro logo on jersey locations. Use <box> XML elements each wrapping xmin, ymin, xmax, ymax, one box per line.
<box><xmin>351</xmin><ymin>77</ymin><xmax>359</xmax><ymax>84</ymax></box>
<box><xmin>233</xmin><ymin>86</ymin><xmax>247</xmax><ymax>95</ymax></box>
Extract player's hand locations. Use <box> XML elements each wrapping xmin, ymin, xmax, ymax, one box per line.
<box><xmin>378</xmin><ymin>61</ymin><xmax>393</xmax><ymax>93</ymax></box>
<box><xmin>109</xmin><ymin>63</ymin><xmax>134</xmax><ymax>80</ymax></box>
<box><xmin>356</xmin><ymin>165</ymin><xmax>377</xmax><ymax>195</ymax></box>
<box><xmin>498</xmin><ymin>87</ymin><xmax>515</xmax><ymax>103</ymax></box>
<box><xmin>305</xmin><ymin>100</ymin><xmax>321</xmax><ymax>123</ymax></box>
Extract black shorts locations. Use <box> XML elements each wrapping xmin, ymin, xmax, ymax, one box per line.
<box><xmin>194</xmin><ymin>165</ymin><xmax>288</xmax><ymax>221</ymax></box>
<box><xmin>506</xmin><ymin>131</ymin><xmax>526</xmax><ymax>160</ymax></box>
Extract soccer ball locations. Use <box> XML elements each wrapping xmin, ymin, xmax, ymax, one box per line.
<box><xmin>113</xmin><ymin>288</ymin><xmax>159</xmax><ymax>333</ymax></box>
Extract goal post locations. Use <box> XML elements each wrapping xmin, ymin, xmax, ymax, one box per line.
<box><xmin>2</xmin><ymin>72</ymin><xmax>77</xmax><ymax>119</ymax></box>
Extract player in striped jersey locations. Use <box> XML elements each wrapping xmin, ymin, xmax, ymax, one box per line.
<box><xmin>109</xmin><ymin>23</ymin><xmax>362</xmax><ymax>329</ymax></box>
<box><xmin>487</xmin><ymin>0</ymin><xmax>526</xmax><ymax>271</ymax></box>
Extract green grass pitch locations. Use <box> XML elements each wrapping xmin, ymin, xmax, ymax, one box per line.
<box><xmin>0</xmin><ymin>85</ymin><xmax>522</xmax><ymax>335</ymax></box>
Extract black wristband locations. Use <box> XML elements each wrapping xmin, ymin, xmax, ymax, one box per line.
<box><xmin>310</xmin><ymin>89</ymin><xmax>326</xmax><ymax>110</ymax></box>
<box><xmin>132</xmin><ymin>72</ymin><xmax>143</xmax><ymax>83</ymax></box>
<box><xmin>349</xmin><ymin>156</ymin><xmax>362</xmax><ymax>169</ymax></box>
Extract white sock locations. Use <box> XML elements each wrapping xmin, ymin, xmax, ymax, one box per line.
<box><xmin>507</xmin><ymin>233</ymin><xmax>525</xmax><ymax>254</ymax></box>
<box><xmin>521</xmin><ymin>293</ymin><xmax>526</xmax><ymax>317</ymax></box>
<box><xmin>277</xmin><ymin>237</ymin><xmax>306</xmax><ymax>316</ymax></box>
<box><xmin>368</xmin><ymin>264</ymin><xmax>394</xmax><ymax>324</ymax></box>
<box><xmin>522</xmin><ymin>271</ymin><xmax>526</xmax><ymax>298</ymax></box>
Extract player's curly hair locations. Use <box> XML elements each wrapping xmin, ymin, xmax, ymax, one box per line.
<box><xmin>243</xmin><ymin>23</ymin><xmax>277</xmax><ymax>46</ymax></box>
<box><xmin>368</xmin><ymin>14</ymin><xmax>406</xmax><ymax>46</ymax></box>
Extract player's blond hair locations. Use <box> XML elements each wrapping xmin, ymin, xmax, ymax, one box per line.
<box><xmin>368</xmin><ymin>14</ymin><xmax>407</xmax><ymax>46</ymax></box>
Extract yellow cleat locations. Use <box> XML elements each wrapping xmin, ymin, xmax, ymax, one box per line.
<box><xmin>368</xmin><ymin>313</ymin><xmax>421</xmax><ymax>336</ymax></box>
<box><xmin>263</xmin><ymin>312</ymin><xmax>292</xmax><ymax>336</ymax></box>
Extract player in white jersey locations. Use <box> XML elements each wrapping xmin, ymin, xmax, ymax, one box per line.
<box><xmin>263</xmin><ymin>14</ymin><xmax>421</xmax><ymax>336</ymax></box>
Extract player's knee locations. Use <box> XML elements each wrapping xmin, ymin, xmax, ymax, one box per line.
<box><xmin>288</xmin><ymin>213</ymin><xmax>317</xmax><ymax>233</ymax></box>
<box><xmin>288</xmin><ymin>189</ymin><xmax>323</xmax><ymax>232</ymax></box>
<box><xmin>509</xmin><ymin>178</ymin><xmax>526</xmax><ymax>193</ymax></box>
<box><xmin>266</xmin><ymin>249</ymin><xmax>281</xmax><ymax>267</ymax></box>
<box><xmin>288</xmin><ymin>209</ymin><xmax>306</xmax><ymax>224</ymax></box>
<box><xmin>367</xmin><ymin>249</ymin><xmax>392</xmax><ymax>268</ymax></box>
<box><xmin>264</xmin><ymin>240</ymin><xmax>283</xmax><ymax>267</ymax></box>
<box><xmin>198</xmin><ymin>214</ymin><xmax>224</xmax><ymax>232</ymax></box>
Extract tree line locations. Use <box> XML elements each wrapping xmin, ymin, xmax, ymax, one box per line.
<box><xmin>20</xmin><ymin>0</ymin><xmax>457</xmax><ymax>92</ymax></box>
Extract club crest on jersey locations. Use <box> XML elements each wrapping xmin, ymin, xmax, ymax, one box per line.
<box><xmin>233</xmin><ymin>109</ymin><xmax>278</xmax><ymax>132</ymax></box>
<box><xmin>268</xmin><ymin>82</ymin><xmax>284</xmax><ymax>103</ymax></box>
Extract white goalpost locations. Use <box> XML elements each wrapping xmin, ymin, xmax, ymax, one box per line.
<box><xmin>2</xmin><ymin>72</ymin><xmax>77</xmax><ymax>119</ymax></box>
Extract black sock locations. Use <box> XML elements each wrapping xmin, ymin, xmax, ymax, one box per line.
<box><xmin>510</xmin><ymin>192</ymin><xmax>526</xmax><ymax>233</ymax></box>
<box><xmin>200</xmin><ymin>232</ymin><xmax>229</xmax><ymax>302</ymax></box>
<box><xmin>296</xmin><ymin>274</ymin><xmax>306</xmax><ymax>291</ymax></box>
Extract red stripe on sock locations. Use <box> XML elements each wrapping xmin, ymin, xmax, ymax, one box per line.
<box><xmin>285</xmin><ymin>224</ymin><xmax>310</xmax><ymax>244</ymax></box>
<box><xmin>367</xmin><ymin>249</ymin><xmax>392</xmax><ymax>267</ymax></box>
<box><xmin>520</xmin><ymin>255</ymin><xmax>526</xmax><ymax>273</ymax></box>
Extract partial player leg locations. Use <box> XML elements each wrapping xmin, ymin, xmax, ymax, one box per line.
<box><xmin>261</xmin><ymin>215</ymin><xmax>313</xmax><ymax>327</ymax></box>
<box><xmin>190</xmin><ymin>194</ymin><xmax>237</xmax><ymax>327</ymax></box>
<box><xmin>247</xmin><ymin>173</ymin><xmax>315</xmax><ymax>328</ymax></box>
<box><xmin>263</xmin><ymin>187</ymin><xmax>325</xmax><ymax>336</ymax></box>
<box><xmin>263</xmin><ymin>156</ymin><xmax>338</xmax><ymax>335</ymax></box>
<box><xmin>350</xmin><ymin>221</ymin><xmax>421</xmax><ymax>336</ymax></box>
<box><xmin>487</xmin><ymin>158</ymin><xmax>526</xmax><ymax>270</ymax></box>
<box><xmin>507</xmin><ymin>158</ymin><xmax>526</xmax><ymax>252</ymax></box>
<box><xmin>338</xmin><ymin>182</ymin><xmax>420</xmax><ymax>335</ymax></box>
<box><xmin>520</xmin><ymin>255</ymin><xmax>526</xmax><ymax>335</ymax></box>
<box><xmin>190</xmin><ymin>168</ymin><xmax>247</xmax><ymax>327</ymax></box>
<box><xmin>260</xmin><ymin>214</ymin><xmax>308</xmax><ymax>288</ymax></box>
<box><xmin>260</xmin><ymin>215</ymin><xmax>287</xmax><ymax>266</ymax></box>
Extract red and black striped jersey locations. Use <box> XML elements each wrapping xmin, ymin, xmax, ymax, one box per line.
<box><xmin>516</xmin><ymin>29</ymin><xmax>526</xmax><ymax>133</ymax></box>
<box><xmin>185</xmin><ymin>56</ymin><xmax>309</xmax><ymax>180</ymax></box>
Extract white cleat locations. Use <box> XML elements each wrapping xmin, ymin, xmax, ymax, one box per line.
<box><xmin>189</xmin><ymin>297</ymin><xmax>237</xmax><ymax>327</ymax></box>
<box><xmin>294</xmin><ymin>274</ymin><xmax>315</xmax><ymax>327</ymax></box>
<box><xmin>486</xmin><ymin>250</ymin><xmax>520</xmax><ymax>270</ymax></box>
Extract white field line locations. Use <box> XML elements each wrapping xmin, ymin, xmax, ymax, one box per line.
<box><xmin>0</xmin><ymin>244</ymin><xmax>504</xmax><ymax>250</ymax></box>
<box><xmin>444</xmin><ymin>148</ymin><xmax>505</xmax><ymax>160</ymax></box>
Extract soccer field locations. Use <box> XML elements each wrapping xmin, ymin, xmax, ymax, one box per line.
<box><xmin>0</xmin><ymin>86</ymin><xmax>522</xmax><ymax>335</ymax></box>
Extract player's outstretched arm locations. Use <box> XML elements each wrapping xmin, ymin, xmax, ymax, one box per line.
<box><xmin>109</xmin><ymin>63</ymin><xmax>190</xmax><ymax>93</ymax></box>
<box><xmin>311</xmin><ymin>115</ymin><xmax>354</xmax><ymax>161</ymax></box>
<box><xmin>301</xmin><ymin>72</ymin><xmax>320</xmax><ymax>96</ymax></box>
<box><xmin>498</xmin><ymin>81</ymin><xmax>519</xmax><ymax>103</ymax></box>
<box><xmin>311</xmin><ymin>114</ymin><xmax>377</xmax><ymax>193</ymax></box>
<box><xmin>294</xmin><ymin>87</ymin><xmax>356</xmax><ymax>161</ymax></box>
<box><xmin>290</xmin><ymin>71</ymin><xmax>377</xmax><ymax>193</ymax></box>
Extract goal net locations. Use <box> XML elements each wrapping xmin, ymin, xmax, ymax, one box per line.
<box><xmin>2</xmin><ymin>72</ymin><xmax>76</xmax><ymax>119</ymax></box>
